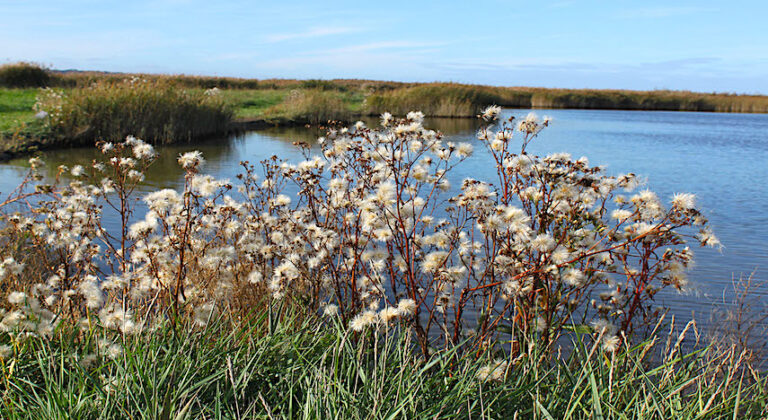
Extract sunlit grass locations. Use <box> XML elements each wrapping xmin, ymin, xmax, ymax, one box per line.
<box><xmin>1</xmin><ymin>313</ymin><xmax>765</xmax><ymax>418</ymax></box>
<box><xmin>0</xmin><ymin>89</ymin><xmax>37</xmax><ymax>133</ymax></box>
<box><xmin>220</xmin><ymin>89</ymin><xmax>288</xmax><ymax>119</ymax></box>
<box><xmin>35</xmin><ymin>79</ymin><xmax>233</xmax><ymax>145</ymax></box>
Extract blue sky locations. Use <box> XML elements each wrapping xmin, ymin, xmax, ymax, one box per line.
<box><xmin>2</xmin><ymin>0</ymin><xmax>767</xmax><ymax>93</ymax></box>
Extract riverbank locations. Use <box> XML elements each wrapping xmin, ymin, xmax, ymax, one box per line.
<box><xmin>3</xmin><ymin>63</ymin><xmax>768</xmax><ymax>160</ymax></box>
<box><xmin>1</xmin><ymin>125</ymin><xmax>766</xmax><ymax>418</ymax></box>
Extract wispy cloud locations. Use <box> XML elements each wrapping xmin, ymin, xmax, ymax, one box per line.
<box><xmin>614</xmin><ymin>6</ymin><xmax>716</xmax><ymax>19</ymax></box>
<box><xmin>264</xmin><ymin>26</ymin><xmax>361</xmax><ymax>43</ymax></box>
<box><xmin>315</xmin><ymin>41</ymin><xmax>445</xmax><ymax>55</ymax></box>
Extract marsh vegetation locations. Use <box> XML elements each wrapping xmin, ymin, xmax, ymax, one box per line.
<box><xmin>0</xmin><ymin>109</ymin><xmax>765</xmax><ymax>417</ymax></box>
<box><xmin>3</xmin><ymin>62</ymin><xmax>768</xmax><ymax>159</ymax></box>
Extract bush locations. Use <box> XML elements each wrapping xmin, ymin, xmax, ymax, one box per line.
<box><xmin>34</xmin><ymin>77</ymin><xmax>233</xmax><ymax>145</ymax></box>
<box><xmin>0</xmin><ymin>62</ymin><xmax>51</xmax><ymax>88</ymax></box>
<box><xmin>0</xmin><ymin>110</ymin><xmax>720</xmax><ymax>353</ymax></box>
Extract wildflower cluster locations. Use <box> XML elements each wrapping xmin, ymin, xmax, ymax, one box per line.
<box><xmin>0</xmin><ymin>109</ymin><xmax>718</xmax><ymax>358</ymax></box>
<box><xmin>33</xmin><ymin>88</ymin><xmax>66</xmax><ymax>128</ymax></box>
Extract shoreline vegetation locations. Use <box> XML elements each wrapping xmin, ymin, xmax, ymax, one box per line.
<box><xmin>2</xmin><ymin>62</ymin><xmax>768</xmax><ymax>159</ymax></box>
<box><xmin>0</xmin><ymin>110</ymin><xmax>765</xmax><ymax>417</ymax></box>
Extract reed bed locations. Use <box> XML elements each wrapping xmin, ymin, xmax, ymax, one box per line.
<box><xmin>365</xmin><ymin>83</ymin><xmax>504</xmax><ymax>117</ymax></box>
<box><xmin>366</xmin><ymin>83</ymin><xmax>768</xmax><ymax>116</ymax></box>
<box><xmin>0</xmin><ymin>63</ymin><xmax>51</xmax><ymax>88</ymax></box>
<box><xmin>34</xmin><ymin>78</ymin><xmax>233</xmax><ymax>145</ymax></box>
<box><xmin>260</xmin><ymin>88</ymin><xmax>357</xmax><ymax>124</ymax></box>
<box><xmin>6</xmin><ymin>62</ymin><xmax>767</xmax><ymax>116</ymax></box>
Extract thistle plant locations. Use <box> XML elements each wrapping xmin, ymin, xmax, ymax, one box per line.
<box><xmin>0</xmin><ymin>108</ymin><xmax>719</xmax><ymax>360</ymax></box>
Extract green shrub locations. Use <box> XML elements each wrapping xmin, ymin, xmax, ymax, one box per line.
<box><xmin>0</xmin><ymin>62</ymin><xmax>51</xmax><ymax>88</ymax></box>
<box><xmin>34</xmin><ymin>78</ymin><xmax>233</xmax><ymax>144</ymax></box>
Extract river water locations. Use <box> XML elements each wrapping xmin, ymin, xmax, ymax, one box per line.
<box><xmin>1</xmin><ymin>109</ymin><xmax>766</xmax><ymax>332</ymax></box>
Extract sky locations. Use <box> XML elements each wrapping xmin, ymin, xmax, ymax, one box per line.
<box><xmin>1</xmin><ymin>0</ymin><xmax>767</xmax><ymax>93</ymax></box>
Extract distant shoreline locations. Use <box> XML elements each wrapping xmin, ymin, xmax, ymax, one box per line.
<box><xmin>3</xmin><ymin>64</ymin><xmax>768</xmax><ymax>160</ymax></box>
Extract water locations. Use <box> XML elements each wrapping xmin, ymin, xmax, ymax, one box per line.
<box><xmin>1</xmin><ymin>109</ymin><xmax>766</xmax><ymax>332</ymax></box>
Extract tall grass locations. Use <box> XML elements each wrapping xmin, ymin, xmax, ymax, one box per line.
<box><xmin>366</xmin><ymin>83</ymin><xmax>768</xmax><ymax>116</ymax></box>
<box><xmin>0</xmin><ymin>63</ymin><xmax>50</xmax><ymax>88</ymax></box>
<box><xmin>262</xmin><ymin>89</ymin><xmax>354</xmax><ymax>124</ymax></box>
<box><xmin>35</xmin><ymin>78</ymin><xmax>233</xmax><ymax>145</ymax></box>
<box><xmin>5</xmin><ymin>63</ymin><xmax>768</xmax><ymax>115</ymax></box>
<box><xmin>519</xmin><ymin>87</ymin><xmax>768</xmax><ymax>113</ymax></box>
<box><xmin>1</xmin><ymin>313</ymin><xmax>765</xmax><ymax>418</ymax></box>
<box><xmin>365</xmin><ymin>83</ymin><xmax>504</xmax><ymax>117</ymax></box>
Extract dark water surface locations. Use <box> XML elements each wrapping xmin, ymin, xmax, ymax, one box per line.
<box><xmin>1</xmin><ymin>109</ymin><xmax>766</xmax><ymax>331</ymax></box>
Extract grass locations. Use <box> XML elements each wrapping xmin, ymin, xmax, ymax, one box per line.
<box><xmin>1</xmin><ymin>312</ymin><xmax>765</xmax><ymax>419</ymax></box>
<box><xmin>42</xmin><ymin>70</ymin><xmax>768</xmax><ymax>115</ymax></box>
<box><xmin>0</xmin><ymin>63</ymin><xmax>50</xmax><ymax>88</ymax></box>
<box><xmin>221</xmin><ymin>89</ymin><xmax>289</xmax><ymax>119</ymax></box>
<box><xmin>3</xmin><ymin>64</ymin><xmax>768</xmax><ymax>158</ymax></box>
<box><xmin>35</xmin><ymin>79</ymin><xmax>233</xmax><ymax>145</ymax></box>
<box><xmin>0</xmin><ymin>89</ymin><xmax>37</xmax><ymax>132</ymax></box>
<box><xmin>222</xmin><ymin>88</ymin><xmax>365</xmax><ymax>122</ymax></box>
<box><xmin>365</xmin><ymin>83</ymin><xmax>505</xmax><ymax>117</ymax></box>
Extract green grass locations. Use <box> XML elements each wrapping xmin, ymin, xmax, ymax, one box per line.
<box><xmin>1</xmin><ymin>313</ymin><xmax>765</xmax><ymax>419</ymax></box>
<box><xmin>234</xmin><ymin>88</ymin><xmax>364</xmax><ymax>124</ymax></box>
<box><xmin>222</xmin><ymin>89</ymin><xmax>289</xmax><ymax>119</ymax></box>
<box><xmin>0</xmin><ymin>89</ymin><xmax>37</xmax><ymax>133</ymax></box>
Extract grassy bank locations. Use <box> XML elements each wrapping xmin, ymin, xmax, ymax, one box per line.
<box><xmin>39</xmin><ymin>67</ymin><xmax>768</xmax><ymax>114</ymax></box>
<box><xmin>3</xmin><ymin>62</ymin><xmax>768</xmax><ymax>158</ymax></box>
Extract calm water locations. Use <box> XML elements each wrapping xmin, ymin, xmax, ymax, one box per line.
<box><xmin>1</xmin><ymin>109</ymin><xmax>766</xmax><ymax>331</ymax></box>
